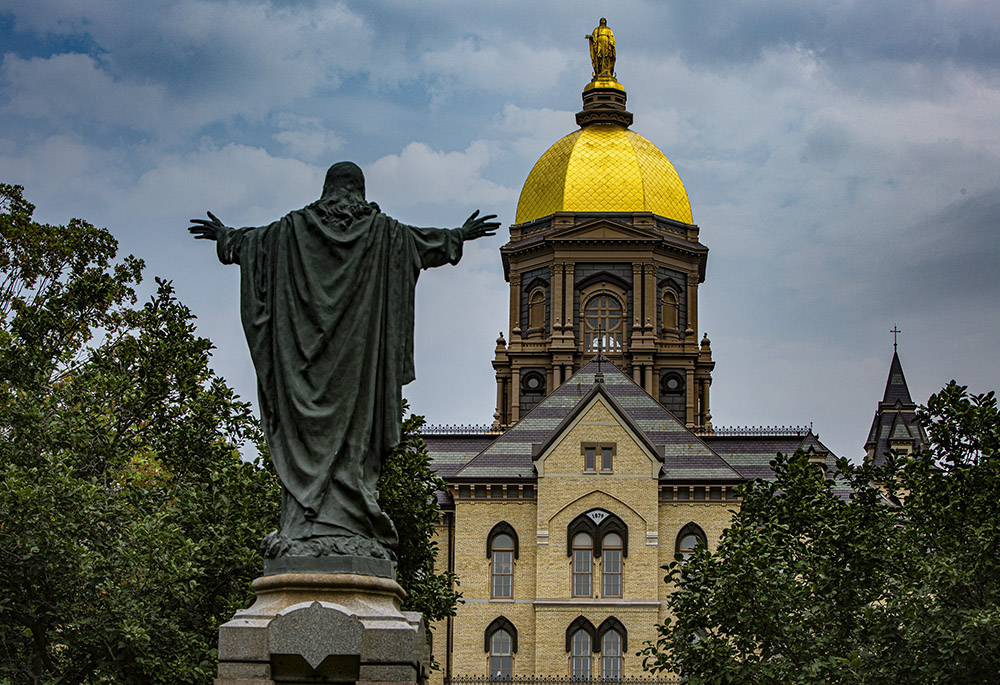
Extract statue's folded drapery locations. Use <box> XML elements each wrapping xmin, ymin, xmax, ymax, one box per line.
<box><xmin>216</xmin><ymin>205</ymin><xmax>463</xmax><ymax>554</ymax></box>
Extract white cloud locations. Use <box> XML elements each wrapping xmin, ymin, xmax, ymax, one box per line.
<box><xmin>421</xmin><ymin>37</ymin><xmax>573</xmax><ymax>95</ymax></box>
<box><xmin>272</xmin><ymin>114</ymin><xmax>344</xmax><ymax>162</ymax></box>
<box><xmin>366</xmin><ymin>140</ymin><xmax>517</xmax><ymax>212</ymax></box>
<box><xmin>1</xmin><ymin>53</ymin><xmax>172</xmax><ymax>133</ymax></box>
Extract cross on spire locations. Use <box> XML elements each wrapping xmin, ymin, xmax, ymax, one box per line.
<box><xmin>890</xmin><ymin>325</ymin><xmax>902</xmax><ymax>351</ymax></box>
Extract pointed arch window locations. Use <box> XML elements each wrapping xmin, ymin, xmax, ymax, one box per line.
<box><xmin>675</xmin><ymin>522</ymin><xmax>707</xmax><ymax>561</ymax></box>
<box><xmin>601</xmin><ymin>629</ymin><xmax>623</xmax><ymax>680</ymax></box>
<box><xmin>597</xmin><ymin>617</ymin><xmax>627</xmax><ymax>681</ymax></box>
<box><xmin>566</xmin><ymin>617</ymin><xmax>597</xmax><ymax>681</ymax></box>
<box><xmin>583</xmin><ymin>293</ymin><xmax>624</xmax><ymax>352</ymax></box>
<box><xmin>485</xmin><ymin>617</ymin><xmax>517</xmax><ymax>680</ymax></box>
<box><xmin>487</xmin><ymin>522</ymin><xmax>518</xmax><ymax>599</ymax></box>
<box><xmin>571</xmin><ymin>629</ymin><xmax>591</xmax><ymax>681</ymax></box>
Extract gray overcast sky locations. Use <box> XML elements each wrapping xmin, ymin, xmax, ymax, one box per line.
<box><xmin>2</xmin><ymin>0</ymin><xmax>998</xmax><ymax>460</ymax></box>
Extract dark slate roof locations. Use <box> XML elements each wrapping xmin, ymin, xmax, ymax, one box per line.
<box><xmin>865</xmin><ymin>350</ymin><xmax>926</xmax><ymax>465</ymax></box>
<box><xmin>448</xmin><ymin>356</ymin><xmax>742</xmax><ymax>482</ymax></box>
<box><xmin>422</xmin><ymin>433</ymin><xmax>498</xmax><ymax>478</ymax></box>
<box><xmin>703</xmin><ymin>432</ymin><xmax>836</xmax><ymax>480</ymax></box>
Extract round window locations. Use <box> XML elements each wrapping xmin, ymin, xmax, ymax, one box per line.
<box><xmin>522</xmin><ymin>372</ymin><xmax>545</xmax><ymax>394</ymax></box>
<box><xmin>661</xmin><ymin>372</ymin><xmax>685</xmax><ymax>395</ymax></box>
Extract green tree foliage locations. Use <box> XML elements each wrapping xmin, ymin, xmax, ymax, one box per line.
<box><xmin>641</xmin><ymin>382</ymin><xmax>1000</xmax><ymax>684</ymax></box>
<box><xmin>0</xmin><ymin>184</ymin><xmax>281</xmax><ymax>683</ymax></box>
<box><xmin>379</xmin><ymin>406</ymin><xmax>461</xmax><ymax>624</ymax></box>
<box><xmin>0</xmin><ymin>184</ymin><xmax>460</xmax><ymax>682</ymax></box>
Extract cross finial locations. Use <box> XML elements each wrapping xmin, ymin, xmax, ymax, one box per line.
<box><xmin>890</xmin><ymin>325</ymin><xmax>901</xmax><ymax>351</ymax></box>
<box><xmin>596</xmin><ymin>326</ymin><xmax>604</xmax><ymax>373</ymax></box>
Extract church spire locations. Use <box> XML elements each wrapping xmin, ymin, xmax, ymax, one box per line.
<box><xmin>865</xmin><ymin>344</ymin><xmax>925</xmax><ymax>465</ymax></box>
<box><xmin>881</xmin><ymin>348</ymin><xmax>914</xmax><ymax>405</ymax></box>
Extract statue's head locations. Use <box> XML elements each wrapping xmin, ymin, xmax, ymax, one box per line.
<box><xmin>322</xmin><ymin>162</ymin><xmax>366</xmax><ymax>202</ymax></box>
<box><xmin>599</xmin><ymin>17</ymin><xmax>607</xmax><ymax>26</ymax></box>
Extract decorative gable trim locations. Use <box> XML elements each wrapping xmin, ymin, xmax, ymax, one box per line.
<box><xmin>533</xmin><ymin>384</ymin><xmax>664</xmax><ymax>478</ymax></box>
<box><xmin>546</xmin><ymin>218</ymin><xmax>662</xmax><ymax>243</ymax></box>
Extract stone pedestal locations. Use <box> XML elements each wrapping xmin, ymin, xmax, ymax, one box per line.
<box><xmin>216</xmin><ymin>573</ymin><xmax>427</xmax><ymax>685</ymax></box>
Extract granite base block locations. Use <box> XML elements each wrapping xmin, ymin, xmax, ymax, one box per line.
<box><xmin>216</xmin><ymin>573</ymin><xmax>427</xmax><ymax>685</ymax></box>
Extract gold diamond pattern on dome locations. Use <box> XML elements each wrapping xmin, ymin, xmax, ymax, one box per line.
<box><xmin>564</xmin><ymin>125</ymin><xmax>644</xmax><ymax>214</ymax></box>
<box><xmin>515</xmin><ymin>131</ymin><xmax>580</xmax><ymax>224</ymax></box>
<box><xmin>514</xmin><ymin>124</ymin><xmax>693</xmax><ymax>225</ymax></box>
<box><xmin>626</xmin><ymin>131</ymin><xmax>693</xmax><ymax>224</ymax></box>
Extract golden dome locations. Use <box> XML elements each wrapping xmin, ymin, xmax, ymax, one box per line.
<box><xmin>514</xmin><ymin>123</ymin><xmax>693</xmax><ymax>225</ymax></box>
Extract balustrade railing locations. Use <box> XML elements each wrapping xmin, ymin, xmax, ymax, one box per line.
<box><xmin>692</xmin><ymin>424</ymin><xmax>810</xmax><ymax>437</ymax></box>
<box><xmin>419</xmin><ymin>424</ymin><xmax>503</xmax><ymax>435</ymax></box>
<box><xmin>446</xmin><ymin>676</ymin><xmax>678</xmax><ymax>685</ymax></box>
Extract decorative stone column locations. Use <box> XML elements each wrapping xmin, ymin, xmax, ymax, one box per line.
<box><xmin>216</xmin><ymin>573</ymin><xmax>427</xmax><ymax>685</ymax></box>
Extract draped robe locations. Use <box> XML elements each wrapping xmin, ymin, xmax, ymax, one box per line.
<box><xmin>216</xmin><ymin>204</ymin><xmax>463</xmax><ymax>555</ymax></box>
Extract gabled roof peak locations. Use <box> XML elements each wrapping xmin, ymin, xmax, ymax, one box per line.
<box><xmin>451</xmin><ymin>354</ymin><xmax>740</xmax><ymax>481</ymax></box>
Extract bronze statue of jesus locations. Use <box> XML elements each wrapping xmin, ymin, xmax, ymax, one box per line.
<box><xmin>190</xmin><ymin>161</ymin><xmax>498</xmax><ymax>576</ymax></box>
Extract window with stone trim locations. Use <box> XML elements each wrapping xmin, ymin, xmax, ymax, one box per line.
<box><xmin>583</xmin><ymin>292</ymin><xmax>624</xmax><ymax>353</ymax></box>
<box><xmin>661</xmin><ymin>288</ymin><xmax>679</xmax><ymax>331</ymax></box>
<box><xmin>601</xmin><ymin>629</ymin><xmax>623</xmax><ymax>680</ymax></box>
<box><xmin>571</xmin><ymin>532</ymin><xmax>593</xmax><ymax>597</ymax></box>
<box><xmin>566</xmin><ymin>617</ymin><xmax>597</xmax><ymax>681</ymax></box>
<box><xmin>581</xmin><ymin>442</ymin><xmax>615</xmax><ymax>473</ymax></box>
<box><xmin>598</xmin><ymin>617</ymin><xmax>627</xmax><ymax>681</ymax></box>
<box><xmin>570</xmin><ymin>630</ymin><xmax>591</xmax><ymax>681</ymax></box>
<box><xmin>602</xmin><ymin>532</ymin><xmax>623</xmax><ymax>598</ymax></box>
<box><xmin>528</xmin><ymin>288</ymin><xmax>545</xmax><ymax>334</ymax></box>
<box><xmin>676</xmin><ymin>521</ymin><xmax>707</xmax><ymax>561</ymax></box>
<box><xmin>484</xmin><ymin>617</ymin><xmax>517</xmax><ymax>680</ymax></box>
<box><xmin>487</xmin><ymin>522</ymin><xmax>519</xmax><ymax>599</ymax></box>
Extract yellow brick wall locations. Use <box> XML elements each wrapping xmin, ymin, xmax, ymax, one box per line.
<box><xmin>450</xmin><ymin>496</ymin><xmax>539</xmax><ymax>676</ymax></box>
<box><xmin>438</xmin><ymin>396</ymin><xmax>743</xmax><ymax>680</ymax></box>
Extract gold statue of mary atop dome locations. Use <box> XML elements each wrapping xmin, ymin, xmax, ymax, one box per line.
<box><xmin>586</xmin><ymin>17</ymin><xmax>616</xmax><ymax>78</ymax></box>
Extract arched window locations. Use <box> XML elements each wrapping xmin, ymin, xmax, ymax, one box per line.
<box><xmin>601</xmin><ymin>630</ymin><xmax>623</xmax><ymax>681</ymax></box>
<box><xmin>528</xmin><ymin>289</ymin><xmax>545</xmax><ymax>333</ymax></box>
<box><xmin>661</xmin><ymin>289</ymin><xmax>679</xmax><ymax>331</ymax></box>
<box><xmin>490</xmin><ymin>629</ymin><xmax>512</xmax><ymax>680</ymax></box>
<box><xmin>602</xmin><ymin>532</ymin><xmax>623</xmax><ymax>598</ymax></box>
<box><xmin>675</xmin><ymin>522</ymin><xmax>707</xmax><ymax>561</ymax></box>
<box><xmin>583</xmin><ymin>293</ymin><xmax>624</xmax><ymax>353</ymax></box>
<box><xmin>491</xmin><ymin>534</ymin><xmax>514</xmax><ymax>598</ymax></box>
<box><xmin>484</xmin><ymin>617</ymin><xmax>517</xmax><ymax>681</ymax></box>
<box><xmin>566</xmin><ymin>510</ymin><xmax>629</xmax><ymax>560</ymax></box>
<box><xmin>487</xmin><ymin>522</ymin><xmax>519</xmax><ymax>599</ymax></box>
<box><xmin>572</xmin><ymin>532</ymin><xmax>593</xmax><ymax>597</ymax></box>
<box><xmin>570</xmin><ymin>630</ymin><xmax>591</xmax><ymax>681</ymax></box>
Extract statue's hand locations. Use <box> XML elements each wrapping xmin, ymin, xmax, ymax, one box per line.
<box><xmin>188</xmin><ymin>211</ymin><xmax>227</xmax><ymax>241</ymax></box>
<box><xmin>459</xmin><ymin>210</ymin><xmax>500</xmax><ymax>241</ymax></box>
